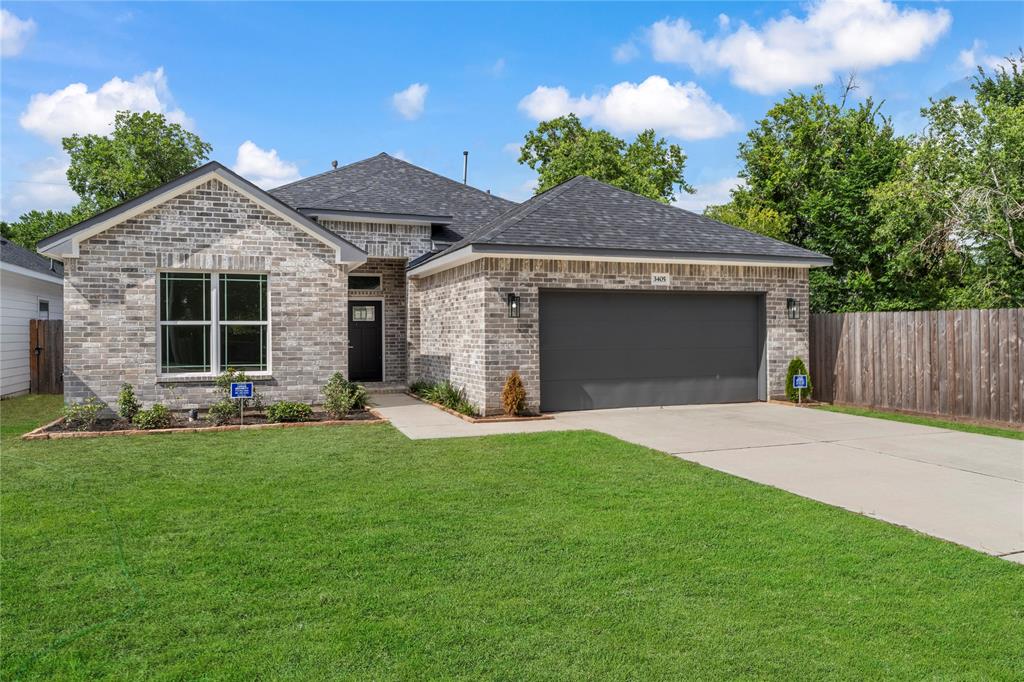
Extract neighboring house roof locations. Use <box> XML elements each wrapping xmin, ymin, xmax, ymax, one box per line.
<box><xmin>269</xmin><ymin>153</ymin><xmax>517</xmax><ymax>238</ymax></box>
<box><xmin>409</xmin><ymin>176</ymin><xmax>832</xmax><ymax>275</ymax></box>
<box><xmin>36</xmin><ymin>162</ymin><xmax>367</xmax><ymax>266</ymax></box>
<box><xmin>1</xmin><ymin>237</ymin><xmax>64</xmax><ymax>284</ymax></box>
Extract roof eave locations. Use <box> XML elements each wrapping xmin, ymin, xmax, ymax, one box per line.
<box><xmin>408</xmin><ymin>243</ymin><xmax>832</xmax><ymax>278</ymax></box>
<box><xmin>300</xmin><ymin>208</ymin><xmax>454</xmax><ymax>225</ymax></box>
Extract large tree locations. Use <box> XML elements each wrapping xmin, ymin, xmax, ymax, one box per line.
<box><xmin>518</xmin><ymin>114</ymin><xmax>693</xmax><ymax>203</ymax></box>
<box><xmin>870</xmin><ymin>54</ymin><xmax>1024</xmax><ymax>308</ymax></box>
<box><xmin>705</xmin><ymin>84</ymin><xmax>909</xmax><ymax>311</ymax></box>
<box><xmin>2</xmin><ymin>111</ymin><xmax>212</xmax><ymax>249</ymax></box>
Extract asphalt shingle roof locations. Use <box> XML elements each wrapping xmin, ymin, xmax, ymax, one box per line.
<box><xmin>269</xmin><ymin>153</ymin><xmax>517</xmax><ymax>239</ymax></box>
<box><xmin>427</xmin><ymin>176</ymin><xmax>830</xmax><ymax>265</ymax></box>
<box><xmin>1</xmin><ymin>238</ymin><xmax>63</xmax><ymax>278</ymax></box>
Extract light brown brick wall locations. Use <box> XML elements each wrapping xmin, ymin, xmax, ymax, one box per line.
<box><xmin>410</xmin><ymin>257</ymin><xmax>809</xmax><ymax>415</ymax></box>
<box><xmin>63</xmin><ymin>178</ymin><xmax>348</xmax><ymax>410</ymax></box>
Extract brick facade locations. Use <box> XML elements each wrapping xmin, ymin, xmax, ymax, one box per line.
<box><xmin>63</xmin><ymin>179</ymin><xmax>349</xmax><ymax>410</ymax></box>
<box><xmin>410</xmin><ymin>258</ymin><xmax>809</xmax><ymax>415</ymax></box>
<box><xmin>318</xmin><ymin>219</ymin><xmax>431</xmax><ymax>259</ymax></box>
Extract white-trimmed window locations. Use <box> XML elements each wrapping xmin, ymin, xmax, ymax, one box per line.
<box><xmin>159</xmin><ymin>272</ymin><xmax>269</xmax><ymax>375</ymax></box>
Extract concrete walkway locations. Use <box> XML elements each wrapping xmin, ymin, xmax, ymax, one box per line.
<box><xmin>372</xmin><ymin>393</ymin><xmax>1024</xmax><ymax>561</ymax></box>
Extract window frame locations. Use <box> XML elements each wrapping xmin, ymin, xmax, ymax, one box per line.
<box><xmin>156</xmin><ymin>270</ymin><xmax>272</xmax><ymax>379</ymax></box>
<box><xmin>347</xmin><ymin>273</ymin><xmax>382</xmax><ymax>292</ymax></box>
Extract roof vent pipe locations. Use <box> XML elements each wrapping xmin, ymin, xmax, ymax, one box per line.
<box><xmin>331</xmin><ymin>160</ymin><xmax>338</xmax><ymax>169</ymax></box>
<box><xmin>462</xmin><ymin>151</ymin><xmax>468</xmax><ymax>184</ymax></box>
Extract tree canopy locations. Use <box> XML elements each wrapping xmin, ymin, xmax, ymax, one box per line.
<box><xmin>518</xmin><ymin>114</ymin><xmax>693</xmax><ymax>203</ymax></box>
<box><xmin>2</xmin><ymin>111</ymin><xmax>211</xmax><ymax>249</ymax></box>
<box><xmin>706</xmin><ymin>62</ymin><xmax>1024</xmax><ymax>312</ymax></box>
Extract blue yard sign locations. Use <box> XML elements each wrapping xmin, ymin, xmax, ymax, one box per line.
<box><xmin>792</xmin><ymin>374</ymin><xmax>808</xmax><ymax>389</ymax></box>
<box><xmin>230</xmin><ymin>382</ymin><xmax>254</xmax><ymax>399</ymax></box>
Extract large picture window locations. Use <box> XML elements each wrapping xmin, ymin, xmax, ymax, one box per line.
<box><xmin>159</xmin><ymin>272</ymin><xmax>269</xmax><ymax>375</ymax></box>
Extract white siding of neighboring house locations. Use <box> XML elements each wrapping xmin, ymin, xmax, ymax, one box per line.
<box><xmin>1</xmin><ymin>268</ymin><xmax>63</xmax><ymax>397</ymax></box>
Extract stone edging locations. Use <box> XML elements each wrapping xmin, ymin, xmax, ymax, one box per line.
<box><xmin>21</xmin><ymin>408</ymin><xmax>388</xmax><ymax>441</ymax></box>
<box><xmin>404</xmin><ymin>392</ymin><xmax>553</xmax><ymax>424</ymax></box>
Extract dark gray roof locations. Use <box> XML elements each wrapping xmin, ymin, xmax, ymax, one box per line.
<box><xmin>417</xmin><ymin>176</ymin><xmax>831</xmax><ymax>267</ymax></box>
<box><xmin>1</xmin><ymin>238</ymin><xmax>63</xmax><ymax>278</ymax></box>
<box><xmin>37</xmin><ymin>162</ymin><xmax>365</xmax><ymax>263</ymax></box>
<box><xmin>269</xmin><ymin>153</ymin><xmax>517</xmax><ymax>238</ymax></box>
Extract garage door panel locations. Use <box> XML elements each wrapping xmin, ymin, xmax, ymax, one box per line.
<box><xmin>539</xmin><ymin>290</ymin><xmax>764</xmax><ymax>411</ymax></box>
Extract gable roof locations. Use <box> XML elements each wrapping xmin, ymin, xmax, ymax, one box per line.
<box><xmin>409</xmin><ymin>176</ymin><xmax>832</xmax><ymax>275</ymax></box>
<box><xmin>36</xmin><ymin>162</ymin><xmax>366</xmax><ymax>266</ymax></box>
<box><xmin>269</xmin><ymin>153</ymin><xmax>516</xmax><ymax>238</ymax></box>
<box><xmin>1</xmin><ymin>237</ymin><xmax>63</xmax><ymax>282</ymax></box>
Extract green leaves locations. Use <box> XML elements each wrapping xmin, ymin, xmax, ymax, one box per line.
<box><xmin>518</xmin><ymin>114</ymin><xmax>692</xmax><ymax>203</ymax></box>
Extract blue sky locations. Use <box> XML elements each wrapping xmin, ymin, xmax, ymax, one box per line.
<box><xmin>1</xmin><ymin>1</ymin><xmax>1020</xmax><ymax>220</ymax></box>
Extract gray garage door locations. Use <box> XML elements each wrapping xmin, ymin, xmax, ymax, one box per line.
<box><xmin>539</xmin><ymin>290</ymin><xmax>765</xmax><ymax>412</ymax></box>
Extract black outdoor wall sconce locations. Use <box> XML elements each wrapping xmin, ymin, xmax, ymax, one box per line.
<box><xmin>786</xmin><ymin>298</ymin><xmax>799</xmax><ymax>319</ymax></box>
<box><xmin>507</xmin><ymin>293</ymin><xmax>521</xmax><ymax>318</ymax></box>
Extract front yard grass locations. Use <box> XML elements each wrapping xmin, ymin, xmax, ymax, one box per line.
<box><xmin>2</xmin><ymin>395</ymin><xmax>1022</xmax><ymax>679</ymax></box>
<box><xmin>814</xmin><ymin>403</ymin><xmax>1024</xmax><ymax>440</ymax></box>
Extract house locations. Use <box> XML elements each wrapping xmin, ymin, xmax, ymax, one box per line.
<box><xmin>36</xmin><ymin>153</ymin><xmax>831</xmax><ymax>415</ymax></box>
<box><xmin>1</xmin><ymin>238</ymin><xmax>64</xmax><ymax>398</ymax></box>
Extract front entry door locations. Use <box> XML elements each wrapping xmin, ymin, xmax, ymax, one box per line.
<box><xmin>348</xmin><ymin>301</ymin><xmax>383</xmax><ymax>382</ymax></box>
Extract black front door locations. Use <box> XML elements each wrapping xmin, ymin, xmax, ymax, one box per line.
<box><xmin>348</xmin><ymin>301</ymin><xmax>383</xmax><ymax>382</ymax></box>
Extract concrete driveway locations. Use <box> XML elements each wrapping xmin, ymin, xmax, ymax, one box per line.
<box><xmin>373</xmin><ymin>394</ymin><xmax>1023</xmax><ymax>561</ymax></box>
<box><xmin>555</xmin><ymin>403</ymin><xmax>1024</xmax><ymax>562</ymax></box>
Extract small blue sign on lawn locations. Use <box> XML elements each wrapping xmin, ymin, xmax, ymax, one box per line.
<box><xmin>230</xmin><ymin>382</ymin><xmax>254</xmax><ymax>399</ymax></box>
<box><xmin>792</xmin><ymin>374</ymin><xmax>809</xmax><ymax>389</ymax></box>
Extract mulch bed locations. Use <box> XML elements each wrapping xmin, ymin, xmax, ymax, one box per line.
<box><xmin>23</xmin><ymin>409</ymin><xmax>386</xmax><ymax>441</ymax></box>
<box><xmin>405</xmin><ymin>392</ymin><xmax>553</xmax><ymax>424</ymax></box>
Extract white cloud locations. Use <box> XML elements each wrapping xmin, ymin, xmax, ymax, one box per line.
<box><xmin>19</xmin><ymin>67</ymin><xmax>191</xmax><ymax>143</ymax></box>
<box><xmin>392</xmin><ymin>82</ymin><xmax>428</xmax><ymax>120</ymax></box>
<box><xmin>490</xmin><ymin>58</ymin><xmax>506</xmax><ymax>76</ymax></box>
<box><xmin>647</xmin><ymin>0</ymin><xmax>951</xmax><ymax>94</ymax></box>
<box><xmin>518</xmin><ymin>75</ymin><xmax>739</xmax><ymax>140</ymax></box>
<box><xmin>957</xmin><ymin>40</ymin><xmax>1009</xmax><ymax>74</ymax></box>
<box><xmin>613</xmin><ymin>41</ymin><xmax>639</xmax><ymax>64</ymax></box>
<box><xmin>232</xmin><ymin>141</ymin><xmax>301</xmax><ymax>189</ymax></box>
<box><xmin>2</xmin><ymin>155</ymin><xmax>78</xmax><ymax>219</ymax></box>
<box><xmin>672</xmin><ymin>175</ymin><xmax>743</xmax><ymax>214</ymax></box>
<box><xmin>502</xmin><ymin>142</ymin><xmax>521</xmax><ymax>156</ymax></box>
<box><xmin>1</xmin><ymin>9</ymin><xmax>36</xmax><ymax>57</ymax></box>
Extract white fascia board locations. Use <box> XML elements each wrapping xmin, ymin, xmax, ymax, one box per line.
<box><xmin>0</xmin><ymin>261</ymin><xmax>64</xmax><ymax>285</ymax></box>
<box><xmin>38</xmin><ymin>168</ymin><xmax>366</xmax><ymax>267</ymax></box>
<box><xmin>406</xmin><ymin>245</ymin><xmax>824</xmax><ymax>278</ymax></box>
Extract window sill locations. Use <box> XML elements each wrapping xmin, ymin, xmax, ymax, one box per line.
<box><xmin>156</xmin><ymin>373</ymin><xmax>274</xmax><ymax>385</ymax></box>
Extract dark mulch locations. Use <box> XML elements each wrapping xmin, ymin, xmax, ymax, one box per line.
<box><xmin>44</xmin><ymin>410</ymin><xmax>376</xmax><ymax>434</ymax></box>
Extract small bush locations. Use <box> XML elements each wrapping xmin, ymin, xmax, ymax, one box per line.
<box><xmin>133</xmin><ymin>404</ymin><xmax>172</xmax><ymax>430</ymax></box>
<box><xmin>63</xmin><ymin>398</ymin><xmax>105</xmax><ymax>431</ymax></box>
<box><xmin>785</xmin><ymin>357</ymin><xmax>813</xmax><ymax>402</ymax></box>
<box><xmin>116</xmin><ymin>383</ymin><xmax>141</xmax><ymax>421</ymax></box>
<box><xmin>206</xmin><ymin>398</ymin><xmax>238</xmax><ymax>426</ymax></box>
<box><xmin>322</xmin><ymin>372</ymin><xmax>368</xmax><ymax>419</ymax></box>
<box><xmin>214</xmin><ymin>367</ymin><xmax>263</xmax><ymax>414</ymax></box>
<box><xmin>501</xmin><ymin>371</ymin><xmax>527</xmax><ymax>416</ymax></box>
<box><xmin>266</xmin><ymin>401</ymin><xmax>314</xmax><ymax>423</ymax></box>
<box><xmin>413</xmin><ymin>380</ymin><xmax>478</xmax><ymax>417</ymax></box>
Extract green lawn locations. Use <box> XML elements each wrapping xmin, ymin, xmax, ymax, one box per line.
<box><xmin>2</xmin><ymin>396</ymin><xmax>1022</xmax><ymax>680</ymax></box>
<box><xmin>813</xmin><ymin>404</ymin><xmax>1024</xmax><ymax>440</ymax></box>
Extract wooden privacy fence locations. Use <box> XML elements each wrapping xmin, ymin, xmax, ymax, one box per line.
<box><xmin>29</xmin><ymin>319</ymin><xmax>63</xmax><ymax>394</ymax></box>
<box><xmin>809</xmin><ymin>309</ymin><xmax>1023</xmax><ymax>425</ymax></box>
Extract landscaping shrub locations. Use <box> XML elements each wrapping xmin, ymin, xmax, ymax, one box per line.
<box><xmin>323</xmin><ymin>372</ymin><xmax>368</xmax><ymax>419</ymax></box>
<box><xmin>266</xmin><ymin>401</ymin><xmax>314</xmax><ymax>423</ymax></box>
<box><xmin>785</xmin><ymin>357</ymin><xmax>813</xmax><ymax>402</ymax></box>
<box><xmin>62</xmin><ymin>398</ymin><xmax>105</xmax><ymax>431</ymax></box>
<box><xmin>213</xmin><ymin>367</ymin><xmax>263</xmax><ymax>415</ymax></box>
<box><xmin>206</xmin><ymin>399</ymin><xmax>239</xmax><ymax>426</ymax></box>
<box><xmin>116</xmin><ymin>383</ymin><xmax>141</xmax><ymax>421</ymax></box>
<box><xmin>132</xmin><ymin>404</ymin><xmax>172</xmax><ymax>430</ymax></box>
<box><xmin>413</xmin><ymin>380</ymin><xmax>478</xmax><ymax>417</ymax></box>
<box><xmin>501</xmin><ymin>371</ymin><xmax>527</xmax><ymax>416</ymax></box>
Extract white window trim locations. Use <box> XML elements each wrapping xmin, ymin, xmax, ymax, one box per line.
<box><xmin>156</xmin><ymin>270</ymin><xmax>273</xmax><ymax>380</ymax></box>
<box><xmin>348</xmin><ymin>273</ymin><xmax>382</xmax><ymax>292</ymax></box>
<box><xmin>349</xmin><ymin>297</ymin><xmax>385</xmax><ymax>382</ymax></box>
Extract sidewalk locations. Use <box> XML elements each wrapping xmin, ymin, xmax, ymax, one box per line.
<box><xmin>370</xmin><ymin>393</ymin><xmax>571</xmax><ymax>439</ymax></box>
